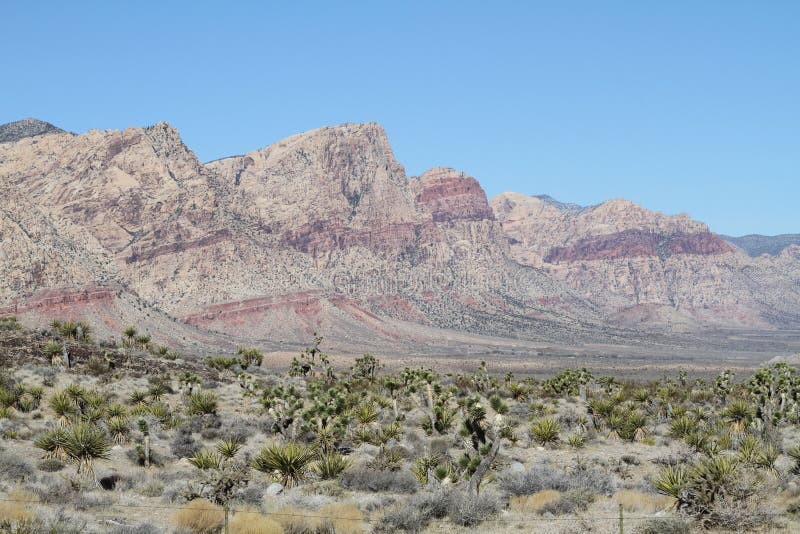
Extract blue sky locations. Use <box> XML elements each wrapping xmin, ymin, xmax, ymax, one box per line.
<box><xmin>2</xmin><ymin>1</ymin><xmax>798</xmax><ymax>235</ymax></box>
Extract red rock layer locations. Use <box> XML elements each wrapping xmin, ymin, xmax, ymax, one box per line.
<box><xmin>0</xmin><ymin>287</ymin><xmax>116</xmax><ymax>316</ymax></box>
<box><xmin>415</xmin><ymin>169</ymin><xmax>494</xmax><ymax>223</ymax></box>
<box><xmin>544</xmin><ymin>230</ymin><xmax>733</xmax><ymax>264</ymax></box>
<box><xmin>180</xmin><ymin>291</ymin><xmax>325</xmax><ymax>325</ymax></box>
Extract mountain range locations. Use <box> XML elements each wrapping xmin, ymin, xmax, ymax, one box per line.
<box><xmin>1</xmin><ymin>118</ymin><xmax>798</xmax><ymax>357</ymax></box>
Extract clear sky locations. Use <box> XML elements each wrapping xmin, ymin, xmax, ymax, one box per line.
<box><xmin>2</xmin><ymin>1</ymin><xmax>798</xmax><ymax>235</ymax></box>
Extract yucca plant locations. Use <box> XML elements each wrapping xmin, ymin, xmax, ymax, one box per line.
<box><xmin>754</xmin><ymin>444</ymin><xmax>779</xmax><ymax>473</ymax></box>
<box><xmin>129</xmin><ymin>390</ymin><xmax>149</xmax><ymax>405</ymax></box>
<box><xmin>62</xmin><ymin>423</ymin><xmax>112</xmax><ymax>483</ymax></box>
<box><xmin>216</xmin><ymin>439</ymin><xmax>242</xmax><ymax>460</ymax></box>
<box><xmin>669</xmin><ymin>415</ymin><xmax>699</xmax><ymax>438</ymax></box>
<box><xmin>107</xmin><ymin>417</ymin><xmax>130</xmax><ymax>444</ymax></box>
<box><xmin>722</xmin><ymin>400</ymin><xmax>754</xmax><ymax>434</ymax></box>
<box><xmin>314</xmin><ymin>425</ymin><xmax>340</xmax><ymax>454</ymax></box>
<box><xmin>107</xmin><ymin>404</ymin><xmax>127</xmax><ymax>418</ymax></box>
<box><xmin>567</xmin><ymin>433</ymin><xmax>586</xmax><ymax>449</ymax></box>
<box><xmin>251</xmin><ymin>442</ymin><xmax>317</xmax><ymax>487</ymax></box>
<box><xmin>186</xmin><ymin>391</ymin><xmax>218</xmax><ymax>415</ymax></box>
<box><xmin>737</xmin><ymin>435</ymin><xmax>762</xmax><ymax>464</ymax></box>
<box><xmin>34</xmin><ymin>428</ymin><xmax>69</xmax><ymax>459</ymax></box>
<box><xmin>653</xmin><ymin>464</ymin><xmax>689</xmax><ymax>502</ymax></box>
<box><xmin>530</xmin><ymin>418</ymin><xmax>561</xmax><ymax>446</ymax></box>
<box><xmin>489</xmin><ymin>394</ymin><xmax>509</xmax><ymax>415</ymax></box>
<box><xmin>148</xmin><ymin>383</ymin><xmax>167</xmax><ymax>401</ymax></box>
<box><xmin>188</xmin><ymin>450</ymin><xmax>223</xmax><ymax>470</ymax></box>
<box><xmin>688</xmin><ymin>455</ymin><xmax>739</xmax><ymax>507</ymax></box>
<box><xmin>353</xmin><ymin>402</ymin><xmax>378</xmax><ymax>426</ymax></box>
<box><xmin>378</xmin><ymin>422</ymin><xmax>401</xmax><ymax>444</ymax></box>
<box><xmin>148</xmin><ymin>402</ymin><xmax>171</xmax><ymax>423</ymax></box>
<box><xmin>123</xmin><ymin>326</ymin><xmax>137</xmax><ymax>347</ymax></box>
<box><xmin>49</xmin><ymin>391</ymin><xmax>76</xmax><ymax>426</ymax></box>
<box><xmin>315</xmin><ymin>452</ymin><xmax>351</xmax><ymax>480</ymax></box>
<box><xmin>433</xmin><ymin>463</ymin><xmax>453</xmax><ymax>483</ymax></box>
<box><xmin>411</xmin><ymin>454</ymin><xmax>441</xmax><ymax>485</ymax></box>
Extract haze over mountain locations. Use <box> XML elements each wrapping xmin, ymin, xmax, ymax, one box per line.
<box><xmin>0</xmin><ymin>118</ymin><xmax>798</xmax><ymax>355</ymax></box>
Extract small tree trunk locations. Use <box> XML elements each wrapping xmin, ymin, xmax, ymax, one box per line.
<box><xmin>469</xmin><ymin>435</ymin><xmax>502</xmax><ymax>495</ymax></box>
<box><xmin>144</xmin><ymin>435</ymin><xmax>151</xmax><ymax>468</ymax></box>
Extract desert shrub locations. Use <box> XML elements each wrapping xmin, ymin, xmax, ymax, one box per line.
<box><xmin>537</xmin><ymin>489</ymin><xmax>594</xmax><ymax>515</ymax></box>
<box><xmin>234</xmin><ymin>484</ymin><xmax>264</xmax><ymax>506</ymax></box>
<box><xmin>446</xmin><ymin>489</ymin><xmax>500</xmax><ymax>526</ymax></box>
<box><xmin>616</xmin><ymin>490</ymin><xmax>675</xmax><ymax>513</ymax></box>
<box><xmin>37</xmin><ymin>458</ymin><xmax>65</xmax><ymax>472</ymax></box>
<box><xmin>136</xmin><ymin>480</ymin><xmax>165</xmax><ymax>497</ymax></box>
<box><xmin>499</xmin><ymin>462</ymin><xmax>614</xmax><ymax>496</ymax></box>
<box><xmin>377</xmin><ymin>490</ymin><xmax>448</xmax><ymax>533</ymax></box>
<box><xmin>271</xmin><ymin>506</ymin><xmax>321</xmax><ymax>533</ymax></box>
<box><xmin>229</xmin><ymin>506</ymin><xmax>282</xmax><ymax>534</ymax></box>
<box><xmin>126</xmin><ymin>445</ymin><xmax>165</xmax><ymax>467</ymax></box>
<box><xmin>705</xmin><ymin>493</ymin><xmax>778</xmax><ymax>531</ymax></box>
<box><xmin>32</xmin><ymin>476</ymin><xmax>75</xmax><ymax>504</ymax></box>
<box><xmin>635</xmin><ymin>517</ymin><xmax>692</xmax><ymax>534</ymax></box>
<box><xmin>171</xmin><ymin>427</ymin><xmax>200</xmax><ymax>459</ymax></box>
<box><xmin>171</xmin><ymin>499</ymin><xmax>224</xmax><ymax>534</ymax></box>
<box><xmin>509</xmin><ymin>490</ymin><xmax>561</xmax><ymax>513</ymax></box>
<box><xmin>340</xmin><ymin>466</ymin><xmax>418</xmax><ymax>493</ymax></box>
<box><xmin>74</xmin><ymin>491</ymin><xmax>113</xmax><ymax>510</ymax></box>
<box><xmin>318</xmin><ymin>503</ymin><xmax>366</xmax><ymax>534</ymax></box>
<box><xmin>0</xmin><ymin>451</ymin><xmax>35</xmax><ymax>481</ymax></box>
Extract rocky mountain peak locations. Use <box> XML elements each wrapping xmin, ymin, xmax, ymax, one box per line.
<box><xmin>0</xmin><ymin>118</ymin><xmax>65</xmax><ymax>143</ymax></box>
<box><xmin>413</xmin><ymin>167</ymin><xmax>494</xmax><ymax>222</ymax></box>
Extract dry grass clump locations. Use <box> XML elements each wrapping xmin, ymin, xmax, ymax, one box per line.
<box><xmin>0</xmin><ymin>489</ymin><xmax>39</xmax><ymax>528</ymax></box>
<box><xmin>271</xmin><ymin>506</ymin><xmax>321</xmax><ymax>533</ymax></box>
<box><xmin>229</xmin><ymin>506</ymin><xmax>283</xmax><ymax>534</ymax></box>
<box><xmin>510</xmin><ymin>490</ymin><xmax>562</xmax><ymax>513</ymax></box>
<box><xmin>171</xmin><ymin>499</ymin><xmax>225</xmax><ymax>534</ymax></box>
<box><xmin>319</xmin><ymin>503</ymin><xmax>366</xmax><ymax>534</ymax></box>
<box><xmin>615</xmin><ymin>490</ymin><xmax>675</xmax><ymax>513</ymax></box>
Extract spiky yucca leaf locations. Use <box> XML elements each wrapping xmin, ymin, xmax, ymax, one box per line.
<box><xmin>530</xmin><ymin>418</ymin><xmax>561</xmax><ymax>446</ymax></box>
<box><xmin>315</xmin><ymin>452</ymin><xmax>351</xmax><ymax>480</ymax></box>
<box><xmin>653</xmin><ymin>465</ymin><xmax>689</xmax><ymax>500</ymax></box>
<box><xmin>188</xmin><ymin>450</ymin><xmax>222</xmax><ymax>470</ymax></box>
<box><xmin>251</xmin><ymin>442</ymin><xmax>316</xmax><ymax>487</ymax></box>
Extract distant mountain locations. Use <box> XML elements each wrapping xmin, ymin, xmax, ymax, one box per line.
<box><xmin>722</xmin><ymin>234</ymin><xmax>800</xmax><ymax>257</ymax></box>
<box><xmin>492</xmin><ymin>193</ymin><xmax>800</xmax><ymax>329</ymax></box>
<box><xmin>0</xmin><ymin>118</ymin><xmax>63</xmax><ymax>143</ymax></box>
<box><xmin>0</xmin><ymin>117</ymin><xmax>798</xmax><ymax>353</ymax></box>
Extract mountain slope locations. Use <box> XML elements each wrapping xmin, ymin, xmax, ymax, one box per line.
<box><xmin>491</xmin><ymin>193</ymin><xmax>800</xmax><ymax>328</ymax></box>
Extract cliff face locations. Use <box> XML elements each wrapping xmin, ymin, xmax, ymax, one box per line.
<box><xmin>491</xmin><ymin>193</ymin><xmax>800</xmax><ymax>328</ymax></box>
<box><xmin>0</xmin><ymin>120</ymin><xmax>599</xmax><ymax>347</ymax></box>
<box><xmin>1</xmin><ymin>118</ymin><xmax>797</xmax><ymax>350</ymax></box>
